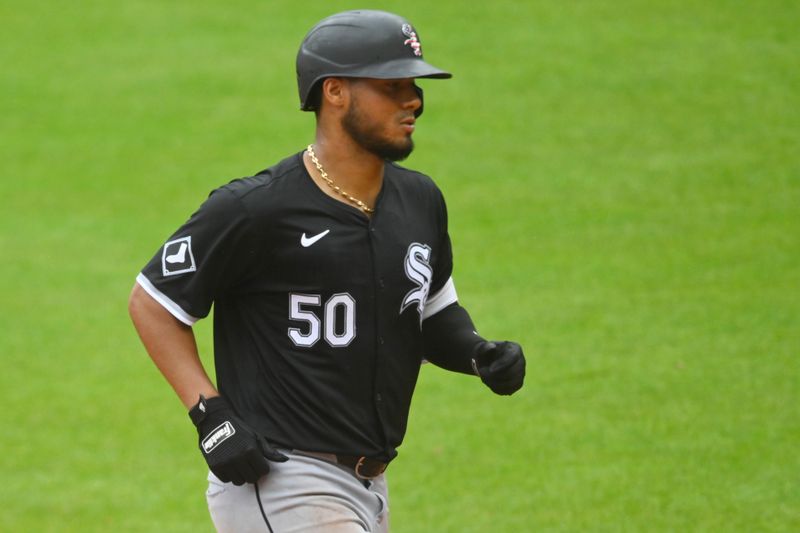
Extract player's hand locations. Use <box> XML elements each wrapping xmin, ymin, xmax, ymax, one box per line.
<box><xmin>188</xmin><ymin>395</ymin><xmax>288</xmax><ymax>485</ymax></box>
<box><xmin>471</xmin><ymin>341</ymin><xmax>526</xmax><ymax>395</ymax></box>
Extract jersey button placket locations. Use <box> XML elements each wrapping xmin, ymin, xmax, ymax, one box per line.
<box><xmin>367</xmin><ymin>221</ymin><xmax>388</xmax><ymax>435</ymax></box>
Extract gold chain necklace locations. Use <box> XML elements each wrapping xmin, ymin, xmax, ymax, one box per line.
<box><xmin>306</xmin><ymin>144</ymin><xmax>375</xmax><ymax>214</ymax></box>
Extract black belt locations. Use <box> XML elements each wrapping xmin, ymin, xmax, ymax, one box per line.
<box><xmin>294</xmin><ymin>450</ymin><xmax>388</xmax><ymax>479</ymax></box>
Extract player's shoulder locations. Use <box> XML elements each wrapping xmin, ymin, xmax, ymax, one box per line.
<box><xmin>199</xmin><ymin>152</ymin><xmax>307</xmax><ymax>223</ymax></box>
<box><xmin>386</xmin><ymin>161</ymin><xmax>437</xmax><ymax>187</ymax></box>
<box><xmin>385</xmin><ymin>161</ymin><xmax>447</xmax><ymax>214</ymax></box>
<box><xmin>386</xmin><ymin>161</ymin><xmax>444</xmax><ymax>197</ymax></box>
<box><xmin>216</xmin><ymin>152</ymin><xmax>305</xmax><ymax>201</ymax></box>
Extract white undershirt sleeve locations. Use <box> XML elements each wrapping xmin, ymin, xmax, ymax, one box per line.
<box><xmin>422</xmin><ymin>276</ymin><xmax>458</xmax><ymax>322</ymax></box>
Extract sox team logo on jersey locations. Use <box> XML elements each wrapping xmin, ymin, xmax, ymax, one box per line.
<box><xmin>162</xmin><ymin>236</ymin><xmax>196</xmax><ymax>276</ymax></box>
<box><xmin>400</xmin><ymin>242</ymin><xmax>433</xmax><ymax>325</ymax></box>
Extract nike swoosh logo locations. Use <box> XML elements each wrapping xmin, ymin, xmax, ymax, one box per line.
<box><xmin>301</xmin><ymin>229</ymin><xmax>330</xmax><ymax>248</ymax></box>
<box><xmin>165</xmin><ymin>242</ymin><xmax>188</xmax><ymax>263</ymax></box>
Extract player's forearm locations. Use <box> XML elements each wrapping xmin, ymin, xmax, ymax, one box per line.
<box><xmin>421</xmin><ymin>303</ymin><xmax>484</xmax><ymax>375</ymax></box>
<box><xmin>423</xmin><ymin>303</ymin><xmax>527</xmax><ymax>395</ymax></box>
<box><xmin>128</xmin><ymin>283</ymin><xmax>218</xmax><ymax>408</ymax></box>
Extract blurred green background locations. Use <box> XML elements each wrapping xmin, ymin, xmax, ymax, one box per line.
<box><xmin>1</xmin><ymin>0</ymin><xmax>798</xmax><ymax>531</ymax></box>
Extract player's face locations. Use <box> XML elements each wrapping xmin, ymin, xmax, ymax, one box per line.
<box><xmin>341</xmin><ymin>78</ymin><xmax>422</xmax><ymax>162</ymax></box>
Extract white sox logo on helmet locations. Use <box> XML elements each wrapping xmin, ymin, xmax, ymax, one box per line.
<box><xmin>402</xmin><ymin>24</ymin><xmax>422</xmax><ymax>56</ymax></box>
<box><xmin>400</xmin><ymin>242</ymin><xmax>433</xmax><ymax>325</ymax></box>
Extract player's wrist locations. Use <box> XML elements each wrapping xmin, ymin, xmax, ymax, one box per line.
<box><xmin>188</xmin><ymin>394</ymin><xmax>228</xmax><ymax>426</ymax></box>
<box><xmin>470</xmin><ymin>340</ymin><xmax>495</xmax><ymax>376</ymax></box>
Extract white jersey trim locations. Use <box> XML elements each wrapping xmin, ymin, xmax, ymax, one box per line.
<box><xmin>135</xmin><ymin>273</ymin><xmax>200</xmax><ymax>326</ymax></box>
<box><xmin>422</xmin><ymin>276</ymin><xmax>458</xmax><ymax>322</ymax></box>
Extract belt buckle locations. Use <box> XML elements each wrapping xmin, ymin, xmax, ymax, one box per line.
<box><xmin>354</xmin><ymin>456</ymin><xmax>384</xmax><ymax>480</ymax></box>
<box><xmin>354</xmin><ymin>457</ymin><xmax>370</xmax><ymax>479</ymax></box>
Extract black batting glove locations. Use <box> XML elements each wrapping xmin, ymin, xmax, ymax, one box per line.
<box><xmin>471</xmin><ymin>341</ymin><xmax>526</xmax><ymax>395</ymax></box>
<box><xmin>188</xmin><ymin>395</ymin><xmax>288</xmax><ymax>486</ymax></box>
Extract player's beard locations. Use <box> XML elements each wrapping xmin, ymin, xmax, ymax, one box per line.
<box><xmin>341</xmin><ymin>97</ymin><xmax>415</xmax><ymax>162</ymax></box>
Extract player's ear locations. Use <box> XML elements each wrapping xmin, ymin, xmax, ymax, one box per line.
<box><xmin>321</xmin><ymin>77</ymin><xmax>349</xmax><ymax>113</ymax></box>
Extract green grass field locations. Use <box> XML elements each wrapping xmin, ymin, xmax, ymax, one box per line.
<box><xmin>2</xmin><ymin>1</ymin><xmax>798</xmax><ymax>531</ymax></box>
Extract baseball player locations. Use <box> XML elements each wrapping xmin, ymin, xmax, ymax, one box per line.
<box><xmin>129</xmin><ymin>9</ymin><xmax>526</xmax><ymax>533</ymax></box>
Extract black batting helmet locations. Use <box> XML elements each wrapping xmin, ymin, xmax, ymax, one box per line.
<box><xmin>296</xmin><ymin>10</ymin><xmax>452</xmax><ymax>115</ymax></box>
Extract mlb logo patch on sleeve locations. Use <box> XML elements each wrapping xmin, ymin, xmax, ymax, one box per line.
<box><xmin>161</xmin><ymin>236</ymin><xmax>197</xmax><ymax>276</ymax></box>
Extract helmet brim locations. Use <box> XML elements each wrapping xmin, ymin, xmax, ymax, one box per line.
<box><xmin>299</xmin><ymin>58</ymin><xmax>452</xmax><ymax>111</ymax></box>
<box><xmin>350</xmin><ymin>57</ymin><xmax>452</xmax><ymax>80</ymax></box>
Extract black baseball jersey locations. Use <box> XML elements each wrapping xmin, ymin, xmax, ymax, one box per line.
<box><xmin>137</xmin><ymin>151</ymin><xmax>458</xmax><ymax>462</ymax></box>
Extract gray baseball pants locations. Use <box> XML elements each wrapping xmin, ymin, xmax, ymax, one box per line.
<box><xmin>206</xmin><ymin>450</ymin><xmax>390</xmax><ymax>532</ymax></box>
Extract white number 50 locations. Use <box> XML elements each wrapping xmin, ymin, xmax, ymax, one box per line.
<box><xmin>288</xmin><ymin>293</ymin><xmax>356</xmax><ymax>348</ymax></box>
